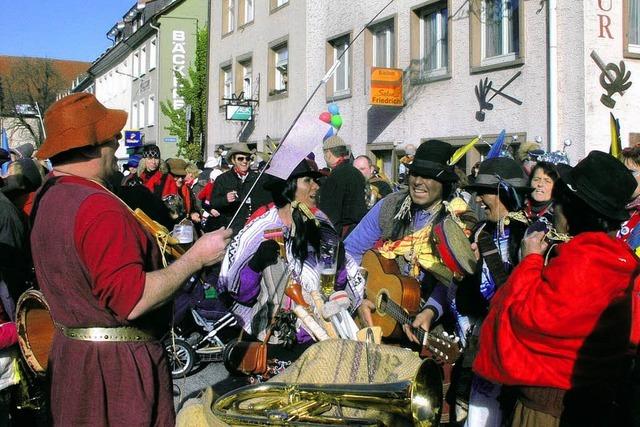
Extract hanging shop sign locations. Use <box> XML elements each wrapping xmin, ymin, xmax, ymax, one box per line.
<box><xmin>223</xmin><ymin>92</ymin><xmax>258</xmax><ymax>122</ymax></box>
<box><xmin>124</xmin><ymin>130</ymin><xmax>142</xmax><ymax>147</ymax></box>
<box><xmin>370</xmin><ymin>67</ymin><xmax>404</xmax><ymax>107</ymax></box>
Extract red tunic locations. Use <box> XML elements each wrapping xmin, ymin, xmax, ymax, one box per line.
<box><xmin>474</xmin><ymin>232</ymin><xmax>637</xmax><ymax>390</ymax></box>
<box><xmin>31</xmin><ymin>176</ymin><xmax>174</xmax><ymax>426</ymax></box>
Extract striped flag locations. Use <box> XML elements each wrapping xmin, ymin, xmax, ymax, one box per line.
<box><xmin>266</xmin><ymin>112</ymin><xmax>332</xmax><ymax>180</ymax></box>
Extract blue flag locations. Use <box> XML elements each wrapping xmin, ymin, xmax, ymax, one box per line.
<box><xmin>1</xmin><ymin>128</ymin><xmax>9</xmax><ymax>175</ymax></box>
<box><xmin>486</xmin><ymin>129</ymin><xmax>506</xmax><ymax>159</ymax></box>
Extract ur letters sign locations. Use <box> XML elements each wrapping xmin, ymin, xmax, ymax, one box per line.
<box><xmin>370</xmin><ymin>67</ymin><xmax>404</xmax><ymax>107</ymax></box>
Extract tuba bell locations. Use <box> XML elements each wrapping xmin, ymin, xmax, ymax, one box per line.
<box><xmin>212</xmin><ymin>358</ymin><xmax>443</xmax><ymax>426</ymax></box>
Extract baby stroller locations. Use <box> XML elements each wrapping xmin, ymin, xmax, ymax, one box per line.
<box><xmin>164</xmin><ymin>276</ymin><xmax>240</xmax><ymax>378</ymax></box>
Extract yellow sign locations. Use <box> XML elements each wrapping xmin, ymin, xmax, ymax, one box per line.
<box><xmin>370</xmin><ymin>67</ymin><xmax>404</xmax><ymax>107</ymax></box>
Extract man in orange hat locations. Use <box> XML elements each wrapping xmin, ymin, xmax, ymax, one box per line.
<box><xmin>31</xmin><ymin>93</ymin><xmax>232</xmax><ymax>426</ymax></box>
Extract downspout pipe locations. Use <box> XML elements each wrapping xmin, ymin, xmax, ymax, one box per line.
<box><xmin>547</xmin><ymin>0</ymin><xmax>558</xmax><ymax>152</ymax></box>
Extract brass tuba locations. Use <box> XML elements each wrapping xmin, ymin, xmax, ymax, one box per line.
<box><xmin>212</xmin><ymin>358</ymin><xmax>443</xmax><ymax>426</ymax></box>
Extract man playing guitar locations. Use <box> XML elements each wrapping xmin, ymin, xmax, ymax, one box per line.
<box><xmin>345</xmin><ymin>140</ymin><xmax>476</xmax><ymax>344</ymax></box>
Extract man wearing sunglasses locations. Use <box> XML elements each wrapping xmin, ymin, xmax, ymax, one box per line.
<box><xmin>210</xmin><ymin>143</ymin><xmax>269</xmax><ymax>235</ymax></box>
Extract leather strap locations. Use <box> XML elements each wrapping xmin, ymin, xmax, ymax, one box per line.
<box><xmin>58</xmin><ymin>324</ymin><xmax>156</xmax><ymax>342</ymax></box>
<box><xmin>476</xmin><ymin>229</ymin><xmax>509</xmax><ymax>288</ymax></box>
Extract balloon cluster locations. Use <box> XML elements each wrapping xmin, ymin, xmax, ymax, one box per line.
<box><xmin>319</xmin><ymin>103</ymin><xmax>343</xmax><ymax>141</ymax></box>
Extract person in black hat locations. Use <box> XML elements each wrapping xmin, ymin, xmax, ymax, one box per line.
<box><xmin>450</xmin><ymin>156</ymin><xmax>534</xmax><ymax>426</ymax></box>
<box><xmin>345</xmin><ymin>140</ymin><xmax>477</xmax><ymax>347</ymax></box>
<box><xmin>208</xmin><ymin>143</ymin><xmax>271</xmax><ymax>235</ymax></box>
<box><xmin>217</xmin><ymin>158</ymin><xmax>365</xmax><ymax>348</ymax></box>
<box><xmin>139</xmin><ymin>144</ymin><xmax>179</xmax><ymax>199</ymax></box>
<box><xmin>474</xmin><ymin>151</ymin><xmax>638</xmax><ymax>426</ymax></box>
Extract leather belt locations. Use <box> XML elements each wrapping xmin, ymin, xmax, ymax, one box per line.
<box><xmin>58</xmin><ymin>324</ymin><xmax>157</xmax><ymax>342</ymax></box>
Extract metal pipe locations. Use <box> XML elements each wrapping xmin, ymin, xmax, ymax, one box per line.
<box><xmin>547</xmin><ymin>0</ymin><xmax>558</xmax><ymax>152</ymax></box>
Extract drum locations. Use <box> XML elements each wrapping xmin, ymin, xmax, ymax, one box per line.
<box><xmin>432</xmin><ymin>218</ymin><xmax>477</xmax><ymax>278</ymax></box>
<box><xmin>16</xmin><ymin>290</ymin><xmax>55</xmax><ymax>376</ymax></box>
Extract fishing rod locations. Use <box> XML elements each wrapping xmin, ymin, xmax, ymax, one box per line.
<box><xmin>226</xmin><ymin>0</ymin><xmax>396</xmax><ymax>228</ymax></box>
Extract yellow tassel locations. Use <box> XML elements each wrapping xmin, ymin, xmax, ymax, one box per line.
<box><xmin>291</xmin><ymin>201</ymin><xmax>320</xmax><ymax>227</ymax></box>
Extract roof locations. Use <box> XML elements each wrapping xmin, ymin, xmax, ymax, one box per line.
<box><xmin>0</xmin><ymin>55</ymin><xmax>90</xmax><ymax>83</ymax></box>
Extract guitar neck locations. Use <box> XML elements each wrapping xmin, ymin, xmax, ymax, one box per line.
<box><xmin>382</xmin><ymin>297</ymin><xmax>428</xmax><ymax>343</ymax></box>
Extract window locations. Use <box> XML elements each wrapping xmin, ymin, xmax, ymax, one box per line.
<box><xmin>223</xmin><ymin>0</ymin><xmax>235</xmax><ymax>34</ymax></box>
<box><xmin>133</xmin><ymin>51</ymin><xmax>140</xmax><ymax>78</ymax></box>
<box><xmin>469</xmin><ymin>0</ymin><xmax>523</xmax><ymax>70</ymax></box>
<box><xmin>372</xmin><ymin>20</ymin><xmax>395</xmax><ymax>68</ymax></box>
<box><xmin>149</xmin><ymin>37</ymin><xmax>157</xmax><ymax>70</ymax></box>
<box><xmin>148</xmin><ymin>95</ymin><xmax>155</xmax><ymax>126</ymax></box>
<box><xmin>481</xmin><ymin>0</ymin><xmax>519</xmax><ymax>63</ymax></box>
<box><xmin>329</xmin><ymin>35</ymin><xmax>350</xmax><ymax>96</ymax></box>
<box><xmin>139</xmin><ymin>100</ymin><xmax>145</xmax><ymax>128</ymax></box>
<box><xmin>242</xmin><ymin>0</ymin><xmax>254</xmax><ymax>25</ymax></box>
<box><xmin>625</xmin><ymin>0</ymin><xmax>640</xmax><ymax>56</ymax></box>
<box><xmin>132</xmin><ymin>102</ymin><xmax>138</xmax><ymax>129</ymax></box>
<box><xmin>222</xmin><ymin>66</ymin><xmax>233</xmax><ymax>99</ymax></box>
<box><xmin>140</xmin><ymin>46</ymin><xmax>147</xmax><ymax>76</ymax></box>
<box><xmin>238</xmin><ymin>59</ymin><xmax>252</xmax><ymax>97</ymax></box>
<box><xmin>270</xmin><ymin>0</ymin><xmax>288</xmax><ymax>10</ymax></box>
<box><xmin>269</xmin><ymin>42</ymin><xmax>288</xmax><ymax>96</ymax></box>
<box><xmin>420</xmin><ymin>4</ymin><xmax>448</xmax><ymax>76</ymax></box>
<box><xmin>138</xmin><ymin>12</ymin><xmax>144</xmax><ymax>27</ymax></box>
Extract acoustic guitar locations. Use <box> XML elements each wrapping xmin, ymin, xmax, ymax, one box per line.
<box><xmin>376</xmin><ymin>291</ymin><xmax>461</xmax><ymax>364</ymax></box>
<box><xmin>362</xmin><ymin>250</ymin><xmax>461</xmax><ymax>364</ymax></box>
<box><xmin>361</xmin><ymin>250</ymin><xmax>421</xmax><ymax>339</ymax></box>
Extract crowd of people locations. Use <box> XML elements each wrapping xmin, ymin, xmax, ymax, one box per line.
<box><xmin>1</xmin><ymin>92</ymin><xmax>640</xmax><ymax>427</ymax></box>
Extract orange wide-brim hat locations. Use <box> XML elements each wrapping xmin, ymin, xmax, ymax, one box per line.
<box><xmin>37</xmin><ymin>93</ymin><xmax>127</xmax><ymax>160</ymax></box>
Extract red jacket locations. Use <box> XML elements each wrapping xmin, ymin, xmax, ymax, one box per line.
<box><xmin>474</xmin><ymin>232</ymin><xmax>638</xmax><ymax>390</ymax></box>
<box><xmin>140</xmin><ymin>170</ymin><xmax>178</xmax><ymax>199</ymax></box>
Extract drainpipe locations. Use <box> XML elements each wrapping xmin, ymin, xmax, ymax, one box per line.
<box><xmin>547</xmin><ymin>0</ymin><xmax>558</xmax><ymax>152</ymax></box>
<box><xmin>150</xmin><ymin>20</ymin><xmax>160</xmax><ymax>145</ymax></box>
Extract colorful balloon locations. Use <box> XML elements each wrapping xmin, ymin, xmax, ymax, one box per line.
<box><xmin>328</xmin><ymin>103</ymin><xmax>339</xmax><ymax>115</ymax></box>
<box><xmin>330</xmin><ymin>114</ymin><xmax>343</xmax><ymax>129</ymax></box>
<box><xmin>319</xmin><ymin>112</ymin><xmax>332</xmax><ymax>124</ymax></box>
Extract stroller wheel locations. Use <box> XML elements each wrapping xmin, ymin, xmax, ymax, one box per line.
<box><xmin>164</xmin><ymin>338</ymin><xmax>196</xmax><ymax>378</ymax></box>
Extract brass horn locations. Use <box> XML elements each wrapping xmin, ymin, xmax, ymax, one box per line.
<box><xmin>212</xmin><ymin>358</ymin><xmax>443</xmax><ymax>426</ymax></box>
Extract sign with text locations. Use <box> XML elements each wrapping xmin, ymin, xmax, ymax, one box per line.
<box><xmin>370</xmin><ymin>67</ymin><xmax>404</xmax><ymax>107</ymax></box>
<box><xmin>225</xmin><ymin>105</ymin><xmax>253</xmax><ymax>121</ymax></box>
<box><xmin>124</xmin><ymin>130</ymin><xmax>142</xmax><ymax>147</ymax></box>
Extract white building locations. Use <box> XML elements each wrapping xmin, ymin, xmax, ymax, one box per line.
<box><xmin>207</xmin><ymin>0</ymin><xmax>640</xmax><ymax>178</ymax></box>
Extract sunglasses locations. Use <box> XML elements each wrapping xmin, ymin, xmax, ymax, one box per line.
<box><xmin>234</xmin><ymin>155</ymin><xmax>251</xmax><ymax>162</ymax></box>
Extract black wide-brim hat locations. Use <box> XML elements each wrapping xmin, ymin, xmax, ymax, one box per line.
<box><xmin>264</xmin><ymin>158</ymin><xmax>323</xmax><ymax>192</ymax></box>
<box><xmin>558</xmin><ymin>150</ymin><xmax>635</xmax><ymax>221</ymax></box>
<box><xmin>465</xmin><ymin>157</ymin><xmax>531</xmax><ymax>193</ymax></box>
<box><xmin>406</xmin><ymin>139</ymin><xmax>458</xmax><ymax>182</ymax></box>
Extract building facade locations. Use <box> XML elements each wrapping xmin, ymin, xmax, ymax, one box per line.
<box><xmin>207</xmin><ymin>0</ymin><xmax>640</xmax><ymax>178</ymax></box>
<box><xmin>71</xmin><ymin>0</ymin><xmax>208</xmax><ymax>160</ymax></box>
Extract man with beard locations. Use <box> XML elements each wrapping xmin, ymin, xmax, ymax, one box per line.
<box><xmin>30</xmin><ymin>94</ymin><xmax>232</xmax><ymax>426</ymax></box>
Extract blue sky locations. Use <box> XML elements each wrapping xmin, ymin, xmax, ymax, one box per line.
<box><xmin>0</xmin><ymin>1</ymin><xmax>136</xmax><ymax>62</ymax></box>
